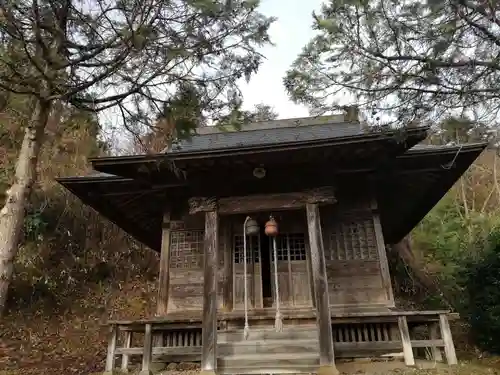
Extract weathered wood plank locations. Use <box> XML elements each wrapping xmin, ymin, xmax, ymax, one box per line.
<box><xmin>114</xmin><ymin>338</ymin><xmax>445</xmax><ymax>357</ymax></box>
<box><xmin>306</xmin><ymin>202</ymin><xmax>337</xmax><ymax>372</ymax></box>
<box><xmin>222</xmin><ymin>221</ymin><xmax>233</xmax><ymax>311</ymax></box>
<box><xmin>439</xmin><ymin>313</ymin><xmax>458</xmax><ymax>365</ymax></box>
<box><xmin>121</xmin><ymin>331</ymin><xmax>132</xmax><ymax>372</ymax></box>
<box><xmin>104</xmin><ymin>324</ymin><xmax>117</xmax><ymax>374</ymax></box>
<box><xmin>189</xmin><ymin>187</ymin><xmax>336</xmax><ymax>215</ymax></box>
<box><xmin>325</xmin><ymin>261</ymin><xmax>382</xmax><ymax>277</ymax></box>
<box><xmin>105</xmin><ymin>309</ymin><xmax>454</xmax><ymax>327</ymax></box>
<box><xmin>157</xmin><ymin>212</ymin><xmax>172</xmax><ymax>316</ymax></box>
<box><xmin>170</xmin><ymin>282</ymin><xmax>225</xmax><ymax>298</ymax></box>
<box><xmin>398</xmin><ymin>316</ymin><xmax>415</xmax><ymax>366</ymax></box>
<box><xmin>116</xmin><ymin>346</ymin><xmax>202</xmax><ymax>356</ymax></box>
<box><xmin>140</xmin><ymin>323</ymin><xmax>153</xmax><ymax>375</ymax></box>
<box><xmin>430</xmin><ymin>322</ymin><xmax>443</xmax><ymax>362</ymax></box>
<box><xmin>201</xmin><ymin>210</ymin><xmax>219</xmax><ymax>372</ymax></box>
<box><xmin>372</xmin><ymin>210</ymin><xmax>395</xmax><ymax>307</ymax></box>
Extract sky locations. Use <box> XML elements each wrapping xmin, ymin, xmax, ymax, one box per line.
<box><xmin>238</xmin><ymin>0</ymin><xmax>325</xmax><ymax>118</ymax></box>
<box><xmin>102</xmin><ymin>0</ymin><xmax>326</xmax><ymax>150</ymax></box>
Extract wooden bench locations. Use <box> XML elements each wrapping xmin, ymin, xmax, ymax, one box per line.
<box><xmin>102</xmin><ymin>309</ymin><xmax>458</xmax><ymax>374</ymax></box>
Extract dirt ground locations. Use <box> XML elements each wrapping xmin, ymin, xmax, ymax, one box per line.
<box><xmin>84</xmin><ymin>359</ymin><xmax>500</xmax><ymax>375</ymax></box>
<box><xmin>2</xmin><ymin>358</ymin><xmax>500</xmax><ymax>375</ymax></box>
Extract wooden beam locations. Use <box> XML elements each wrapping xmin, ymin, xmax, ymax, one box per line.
<box><xmin>306</xmin><ymin>203</ymin><xmax>338</xmax><ymax>375</ymax></box>
<box><xmin>189</xmin><ymin>187</ymin><xmax>336</xmax><ymax>215</ymax></box>
<box><xmin>201</xmin><ymin>209</ymin><xmax>219</xmax><ymax>373</ymax></box>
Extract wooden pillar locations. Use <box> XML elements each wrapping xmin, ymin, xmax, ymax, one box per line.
<box><xmin>439</xmin><ymin>314</ymin><xmax>458</xmax><ymax>365</ymax></box>
<box><xmin>398</xmin><ymin>316</ymin><xmax>415</xmax><ymax>366</ymax></box>
<box><xmin>371</xmin><ymin>206</ymin><xmax>395</xmax><ymax>307</ymax></box>
<box><xmin>153</xmin><ymin>212</ymin><xmax>171</xmax><ymax>352</ymax></box>
<box><xmin>222</xmin><ymin>221</ymin><xmax>233</xmax><ymax>311</ymax></box>
<box><xmin>156</xmin><ymin>212</ymin><xmax>172</xmax><ymax>316</ymax></box>
<box><xmin>103</xmin><ymin>324</ymin><xmax>117</xmax><ymax>375</ymax></box>
<box><xmin>306</xmin><ymin>203</ymin><xmax>338</xmax><ymax>375</ymax></box>
<box><xmin>191</xmin><ymin>197</ymin><xmax>219</xmax><ymax>375</ymax></box>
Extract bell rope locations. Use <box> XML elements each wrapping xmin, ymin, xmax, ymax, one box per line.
<box><xmin>272</xmin><ymin>235</ymin><xmax>283</xmax><ymax>332</ymax></box>
<box><xmin>243</xmin><ymin>216</ymin><xmax>251</xmax><ymax>339</ymax></box>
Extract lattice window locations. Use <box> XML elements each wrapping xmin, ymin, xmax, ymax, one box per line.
<box><xmin>170</xmin><ymin>230</ymin><xmax>204</xmax><ymax>268</ymax></box>
<box><xmin>271</xmin><ymin>233</ymin><xmax>307</xmax><ymax>261</ymax></box>
<box><xmin>234</xmin><ymin>235</ymin><xmax>260</xmax><ymax>264</ymax></box>
<box><xmin>328</xmin><ymin>212</ymin><xmax>378</xmax><ymax>261</ymax></box>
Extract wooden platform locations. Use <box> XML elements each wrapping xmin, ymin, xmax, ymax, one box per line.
<box><xmin>102</xmin><ymin>309</ymin><xmax>458</xmax><ymax>375</ymax></box>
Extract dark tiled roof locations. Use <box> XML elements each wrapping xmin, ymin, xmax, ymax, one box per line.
<box><xmin>167</xmin><ymin>121</ymin><xmax>363</xmax><ymax>154</ymax></box>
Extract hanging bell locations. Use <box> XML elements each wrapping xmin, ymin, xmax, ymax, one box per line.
<box><xmin>245</xmin><ymin>217</ymin><xmax>260</xmax><ymax>236</ymax></box>
<box><xmin>265</xmin><ymin>216</ymin><xmax>278</xmax><ymax>237</ymax></box>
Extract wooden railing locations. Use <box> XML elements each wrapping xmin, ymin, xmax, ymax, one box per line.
<box><xmin>103</xmin><ymin>321</ymin><xmax>203</xmax><ymax>375</ymax></box>
<box><xmin>329</xmin><ymin>310</ymin><xmax>458</xmax><ymax>366</ymax></box>
<box><xmin>102</xmin><ymin>310</ymin><xmax>458</xmax><ymax>374</ymax></box>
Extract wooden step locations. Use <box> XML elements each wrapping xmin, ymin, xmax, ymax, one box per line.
<box><xmin>218</xmin><ymin>339</ymin><xmax>319</xmax><ymax>356</ymax></box>
<box><xmin>218</xmin><ymin>352</ymin><xmax>319</xmax><ymax>374</ymax></box>
<box><xmin>217</xmin><ymin>364</ymin><xmax>318</xmax><ymax>374</ymax></box>
<box><xmin>218</xmin><ymin>327</ymin><xmax>317</xmax><ymax>342</ymax></box>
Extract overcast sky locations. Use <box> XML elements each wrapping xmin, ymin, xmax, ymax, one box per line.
<box><xmin>103</xmin><ymin>0</ymin><xmax>326</xmax><ymax>150</ymax></box>
<box><xmin>239</xmin><ymin>0</ymin><xmax>325</xmax><ymax>118</ymax></box>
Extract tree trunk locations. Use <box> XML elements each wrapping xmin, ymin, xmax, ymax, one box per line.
<box><xmin>391</xmin><ymin>236</ymin><xmax>454</xmax><ymax>309</ymax></box>
<box><xmin>0</xmin><ymin>99</ymin><xmax>51</xmax><ymax>316</ymax></box>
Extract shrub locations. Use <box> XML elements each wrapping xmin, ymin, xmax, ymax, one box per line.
<box><xmin>462</xmin><ymin>229</ymin><xmax>500</xmax><ymax>354</ymax></box>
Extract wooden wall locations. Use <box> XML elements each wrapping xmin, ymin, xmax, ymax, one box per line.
<box><xmin>164</xmin><ymin>198</ymin><xmax>394</xmax><ymax>314</ymax></box>
<box><xmin>167</xmin><ymin>213</ymin><xmax>226</xmax><ymax>311</ymax></box>
<box><xmin>321</xmin><ymin>201</ymin><xmax>393</xmax><ymax>308</ymax></box>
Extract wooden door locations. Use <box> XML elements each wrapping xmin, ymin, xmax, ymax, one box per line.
<box><xmin>233</xmin><ymin>233</ymin><xmax>262</xmax><ymax>309</ymax></box>
<box><xmin>270</xmin><ymin>233</ymin><xmax>311</xmax><ymax>307</ymax></box>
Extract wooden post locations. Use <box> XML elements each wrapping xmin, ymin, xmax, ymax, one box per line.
<box><xmin>103</xmin><ymin>324</ymin><xmax>117</xmax><ymax>375</ymax></box>
<box><xmin>140</xmin><ymin>323</ymin><xmax>153</xmax><ymax>375</ymax></box>
<box><xmin>306</xmin><ymin>203</ymin><xmax>338</xmax><ymax>375</ymax></box>
<box><xmin>200</xmin><ymin>200</ymin><xmax>219</xmax><ymax>375</ymax></box>
<box><xmin>372</xmin><ymin>207</ymin><xmax>395</xmax><ymax>307</ymax></box>
<box><xmin>222</xmin><ymin>221</ymin><xmax>233</xmax><ymax>312</ymax></box>
<box><xmin>439</xmin><ymin>314</ymin><xmax>458</xmax><ymax>365</ymax></box>
<box><xmin>153</xmin><ymin>212</ymin><xmax>172</xmax><ymax>353</ymax></box>
<box><xmin>429</xmin><ymin>322</ymin><xmax>443</xmax><ymax>362</ymax></box>
<box><xmin>398</xmin><ymin>316</ymin><xmax>415</xmax><ymax>366</ymax></box>
<box><xmin>156</xmin><ymin>212</ymin><xmax>172</xmax><ymax>316</ymax></box>
<box><xmin>121</xmin><ymin>331</ymin><xmax>132</xmax><ymax>372</ymax></box>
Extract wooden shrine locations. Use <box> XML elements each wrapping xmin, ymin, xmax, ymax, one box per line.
<box><xmin>58</xmin><ymin>115</ymin><xmax>487</xmax><ymax>375</ymax></box>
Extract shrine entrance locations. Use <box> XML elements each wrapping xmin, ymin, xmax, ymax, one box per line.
<box><xmin>231</xmin><ymin>210</ymin><xmax>313</xmax><ymax>311</ymax></box>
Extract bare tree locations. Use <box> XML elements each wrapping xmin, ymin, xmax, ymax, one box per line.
<box><xmin>0</xmin><ymin>0</ymin><xmax>274</xmax><ymax>315</ymax></box>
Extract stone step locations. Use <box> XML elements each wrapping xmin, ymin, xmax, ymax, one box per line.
<box><xmin>217</xmin><ymin>352</ymin><xmax>319</xmax><ymax>374</ymax></box>
<box><xmin>218</xmin><ymin>326</ymin><xmax>317</xmax><ymax>343</ymax></box>
<box><xmin>218</xmin><ymin>339</ymin><xmax>319</xmax><ymax>356</ymax></box>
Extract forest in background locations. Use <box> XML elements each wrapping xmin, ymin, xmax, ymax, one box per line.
<box><xmin>2</xmin><ymin>0</ymin><xmax>500</xmax><ymax>373</ymax></box>
<box><xmin>1</xmin><ymin>93</ymin><xmax>500</xmax><ymax>374</ymax></box>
